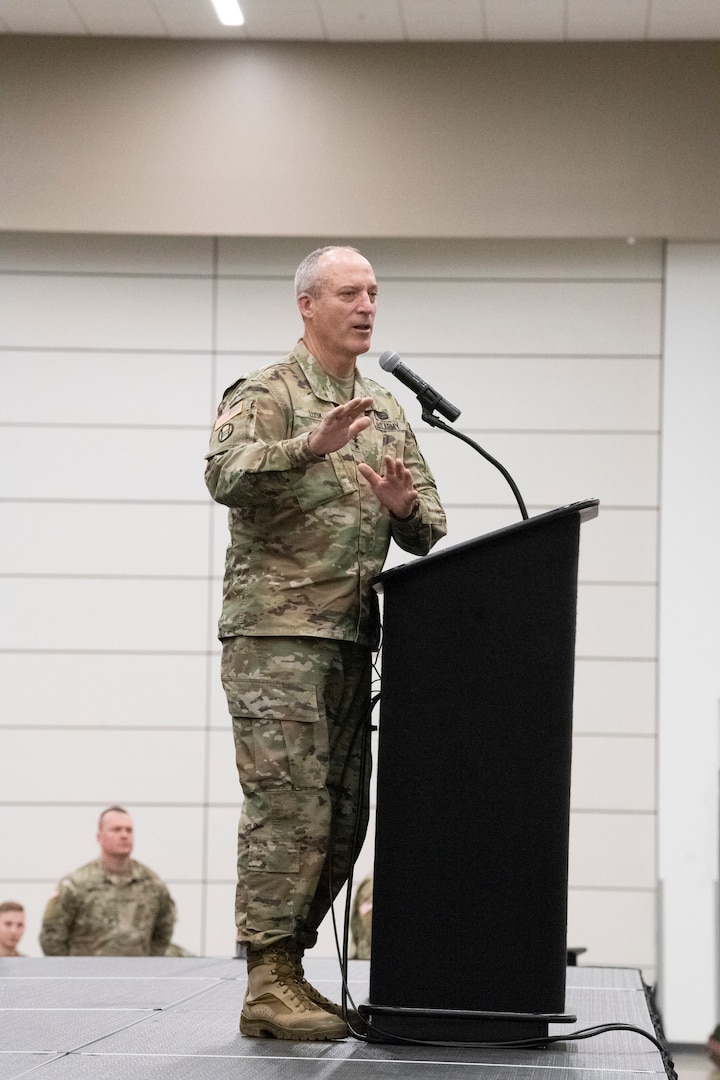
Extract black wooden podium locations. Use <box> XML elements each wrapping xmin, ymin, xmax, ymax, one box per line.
<box><xmin>364</xmin><ymin>500</ymin><xmax>599</xmax><ymax>1043</ymax></box>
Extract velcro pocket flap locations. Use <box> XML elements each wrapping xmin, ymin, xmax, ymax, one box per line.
<box><xmin>221</xmin><ymin>677</ymin><xmax>319</xmax><ymax>724</ymax></box>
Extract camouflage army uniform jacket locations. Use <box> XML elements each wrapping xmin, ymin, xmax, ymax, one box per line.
<box><xmin>205</xmin><ymin>342</ymin><xmax>447</xmax><ymax>646</ymax></box>
<box><xmin>39</xmin><ymin>859</ymin><xmax>175</xmax><ymax>957</ymax></box>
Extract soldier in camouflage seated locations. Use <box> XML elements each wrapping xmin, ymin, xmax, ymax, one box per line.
<box><xmin>40</xmin><ymin>806</ymin><xmax>176</xmax><ymax>957</ymax></box>
<box><xmin>205</xmin><ymin>245</ymin><xmax>446</xmax><ymax>1041</ymax></box>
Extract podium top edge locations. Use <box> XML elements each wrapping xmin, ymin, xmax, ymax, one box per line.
<box><xmin>373</xmin><ymin>498</ymin><xmax>599</xmax><ymax>590</ymax></box>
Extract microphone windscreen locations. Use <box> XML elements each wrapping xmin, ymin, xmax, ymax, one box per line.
<box><xmin>379</xmin><ymin>350</ymin><xmax>400</xmax><ymax>372</ymax></box>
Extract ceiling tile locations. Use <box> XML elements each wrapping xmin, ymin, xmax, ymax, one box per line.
<box><xmin>71</xmin><ymin>0</ymin><xmax>166</xmax><ymax>36</ymax></box>
<box><xmin>240</xmin><ymin>0</ymin><xmax>324</xmax><ymax>40</ymax></box>
<box><xmin>151</xmin><ymin>0</ymin><xmax>245</xmax><ymax>38</ymax></box>
<box><xmin>0</xmin><ymin>0</ymin><xmax>85</xmax><ymax>34</ymax></box>
<box><xmin>566</xmin><ymin>0</ymin><xmax>650</xmax><ymax>41</ymax></box>
<box><xmin>319</xmin><ymin>0</ymin><xmax>405</xmax><ymax>41</ymax></box>
<box><xmin>648</xmin><ymin>0</ymin><xmax>720</xmax><ymax>38</ymax></box>
<box><xmin>400</xmin><ymin>0</ymin><xmax>486</xmax><ymax>40</ymax></box>
<box><xmin>0</xmin><ymin>0</ymin><xmax>719</xmax><ymax>42</ymax></box>
<box><xmin>484</xmin><ymin>0</ymin><xmax>565</xmax><ymax>41</ymax></box>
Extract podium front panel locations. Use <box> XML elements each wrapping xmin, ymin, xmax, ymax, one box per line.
<box><xmin>369</xmin><ymin>508</ymin><xmax>587</xmax><ymax>1034</ymax></box>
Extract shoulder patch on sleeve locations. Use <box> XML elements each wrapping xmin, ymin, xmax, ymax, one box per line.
<box><xmin>214</xmin><ymin>401</ymin><xmax>244</xmax><ymax>430</ymax></box>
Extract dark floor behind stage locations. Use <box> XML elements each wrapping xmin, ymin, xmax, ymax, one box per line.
<box><xmin>1</xmin><ymin>955</ymin><xmax>676</xmax><ymax>1079</ymax></box>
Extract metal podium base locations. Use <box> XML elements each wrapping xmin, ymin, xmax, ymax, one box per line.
<box><xmin>360</xmin><ymin>1002</ymin><xmax>578</xmax><ymax>1044</ymax></box>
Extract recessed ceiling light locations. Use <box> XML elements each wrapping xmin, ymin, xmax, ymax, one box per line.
<box><xmin>209</xmin><ymin>0</ymin><xmax>244</xmax><ymax>27</ymax></box>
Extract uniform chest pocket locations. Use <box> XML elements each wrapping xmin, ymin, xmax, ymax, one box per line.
<box><xmin>375</xmin><ymin>418</ymin><xmax>408</xmax><ymax>461</ymax></box>
<box><xmin>287</xmin><ymin>454</ymin><xmax>355</xmax><ymax>512</ymax></box>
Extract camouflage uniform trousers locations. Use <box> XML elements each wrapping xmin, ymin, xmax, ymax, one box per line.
<box><xmin>221</xmin><ymin>635</ymin><xmax>372</xmax><ymax>950</ymax></box>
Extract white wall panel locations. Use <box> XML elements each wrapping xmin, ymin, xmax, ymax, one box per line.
<box><xmin>204</xmin><ymin>883</ymin><xmax>242</xmax><ymax>957</ymax></box>
<box><xmin>428</xmin><ymin>432</ymin><xmax>658</xmax><ymax>508</ymax></box>
<box><xmin>0</xmin><ymin>428</ymin><xmax>209</xmax><ymax>501</ymax></box>
<box><xmin>1</xmin><ymin>503</ymin><xmax>212</xmax><ymax>576</ymax></box>
<box><xmin>377</xmin><ymin>281</ymin><xmax>662</xmax><ymax>356</ymax></box>
<box><xmin>1</xmin><ymin>351</ymin><xmax>215</xmax><ymax>427</ymax></box>
<box><xmin>2</xmin><ymin>275</ymin><xmax>213</xmax><ymax>351</ymax></box>
<box><xmin>217</xmin><ymin>238</ymin><xmax>663</xmax><ymax>280</ymax></box>
<box><xmin>123</xmin><ymin>807</ymin><xmax>205</xmax><ymax>884</ymax></box>
<box><xmin>374</xmin><ymin>355</ymin><xmax>661</xmax><ymax>432</ymax></box>
<box><xmin>0</xmin><ymin>653</ymin><xmax>211</xmax><ymax>728</ymax></box>
<box><xmin>569</xmin><ymin>812</ymin><xmax>656</xmax><ymax>887</ymax></box>
<box><xmin>659</xmin><ymin>242</ymin><xmax>720</xmax><ymax>1041</ymax></box>
<box><xmin>0</xmin><ymin>233</ymin><xmax>214</xmax><ymax>274</ymax></box>
<box><xmin>571</xmin><ymin>735</ymin><xmax>656</xmax><ymax>811</ymax></box>
<box><xmin>215</xmin><ymin>279</ymin><xmax>304</xmax><ymax>353</ymax></box>
<box><xmin>0</xmin><ymin>578</ymin><xmax>210</xmax><ymax>652</ymax></box>
<box><xmin>577</xmin><ymin>508</ymin><xmax>658</xmax><ymax>583</ymax></box>
<box><xmin>205</xmin><ymin>806</ymin><xmax>241</xmax><ymax>883</ymax></box>
<box><xmin>576</xmin><ymin>583</ymin><xmax>657</xmax><ymax>658</ymax></box>
<box><xmin>0</xmin><ymin>805</ymin><xmax>204</xmax><ymax>883</ymax></box>
<box><xmin>0</xmin><ymin>728</ymin><xmax>206</xmax><ymax>803</ymax></box>
<box><xmin>0</xmin><ymin>806</ymin><xmax>101</xmax><ymax>882</ymax></box>
<box><xmin>573</xmin><ymin>660</ymin><xmax>656</xmax><ymax>735</ymax></box>
<box><xmin>567</xmin><ymin>889</ymin><xmax>656</xmax><ymax>971</ymax></box>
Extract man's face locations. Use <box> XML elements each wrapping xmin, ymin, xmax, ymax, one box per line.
<box><xmin>300</xmin><ymin>250</ymin><xmax>377</xmax><ymax>362</ymax></box>
<box><xmin>0</xmin><ymin>910</ymin><xmax>25</xmax><ymax>951</ymax></box>
<box><xmin>97</xmin><ymin>811</ymin><xmax>134</xmax><ymax>859</ymax></box>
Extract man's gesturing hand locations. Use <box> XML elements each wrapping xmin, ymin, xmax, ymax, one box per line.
<box><xmin>357</xmin><ymin>456</ymin><xmax>419</xmax><ymax>520</ymax></box>
<box><xmin>307</xmin><ymin>397</ymin><xmax>374</xmax><ymax>457</ymax></box>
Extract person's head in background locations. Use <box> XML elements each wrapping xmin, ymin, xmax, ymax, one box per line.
<box><xmin>97</xmin><ymin>806</ymin><xmax>134</xmax><ymax>871</ymax></box>
<box><xmin>0</xmin><ymin>901</ymin><xmax>25</xmax><ymax>956</ymax></box>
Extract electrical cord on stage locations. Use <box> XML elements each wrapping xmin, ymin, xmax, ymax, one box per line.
<box><xmin>353</xmin><ymin>1017</ymin><xmax>677</xmax><ymax>1079</ymax></box>
<box><xmin>355</xmin><ymin>1020</ymin><xmax>669</xmax><ymax>1054</ymax></box>
<box><xmin>323</xmin><ymin>683</ymin><xmax>381</xmax><ymax>1041</ymax></box>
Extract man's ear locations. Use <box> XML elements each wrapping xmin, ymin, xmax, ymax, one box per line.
<box><xmin>297</xmin><ymin>293</ymin><xmax>314</xmax><ymax>319</ymax></box>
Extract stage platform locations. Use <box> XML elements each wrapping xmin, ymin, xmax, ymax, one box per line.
<box><xmin>0</xmin><ymin>955</ymin><xmax>675</xmax><ymax>1080</ymax></box>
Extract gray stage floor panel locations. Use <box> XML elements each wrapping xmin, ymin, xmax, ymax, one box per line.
<box><xmin>0</xmin><ymin>956</ymin><xmax>674</xmax><ymax>1080</ymax></box>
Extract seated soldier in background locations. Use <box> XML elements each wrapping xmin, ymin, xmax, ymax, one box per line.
<box><xmin>0</xmin><ymin>901</ymin><xmax>26</xmax><ymax>957</ymax></box>
<box><xmin>40</xmin><ymin>806</ymin><xmax>176</xmax><ymax>956</ymax></box>
<box><xmin>350</xmin><ymin>874</ymin><xmax>373</xmax><ymax>960</ymax></box>
<box><xmin>706</xmin><ymin>1024</ymin><xmax>720</xmax><ymax>1068</ymax></box>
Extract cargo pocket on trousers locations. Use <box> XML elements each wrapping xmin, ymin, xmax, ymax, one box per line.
<box><xmin>222</xmin><ymin>676</ymin><xmax>328</xmax><ymax>791</ymax></box>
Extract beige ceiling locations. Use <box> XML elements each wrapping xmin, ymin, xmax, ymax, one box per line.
<box><xmin>1</xmin><ymin>0</ymin><xmax>719</xmax><ymax>41</ymax></box>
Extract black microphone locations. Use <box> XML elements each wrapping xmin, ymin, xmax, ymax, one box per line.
<box><xmin>378</xmin><ymin>351</ymin><xmax>461</xmax><ymax>423</ymax></box>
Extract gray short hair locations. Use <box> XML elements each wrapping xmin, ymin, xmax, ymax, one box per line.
<box><xmin>294</xmin><ymin>246</ymin><xmax>361</xmax><ymax>298</ymax></box>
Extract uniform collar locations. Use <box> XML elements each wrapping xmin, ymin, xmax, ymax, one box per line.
<box><xmin>99</xmin><ymin>858</ymin><xmax>139</xmax><ymax>884</ymax></box>
<box><xmin>292</xmin><ymin>340</ymin><xmax>372</xmax><ymax>405</ymax></box>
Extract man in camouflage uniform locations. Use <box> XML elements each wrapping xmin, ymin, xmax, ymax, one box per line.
<box><xmin>0</xmin><ymin>902</ymin><xmax>26</xmax><ymax>957</ymax></box>
<box><xmin>205</xmin><ymin>245</ymin><xmax>446</xmax><ymax>1041</ymax></box>
<box><xmin>350</xmin><ymin>874</ymin><xmax>374</xmax><ymax>960</ymax></box>
<box><xmin>39</xmin><ymin>806</ymin><xmax>175</xmax><ymax>957</ymax></box>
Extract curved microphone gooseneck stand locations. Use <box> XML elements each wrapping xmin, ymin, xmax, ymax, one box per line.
<box><xmin>420</xmin><ymin>407</ymin><xmax>529</xmax><ymax>522</ymax></box>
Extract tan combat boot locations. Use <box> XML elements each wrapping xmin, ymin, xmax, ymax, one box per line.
<box><xmin>287</xmin><ymin>941</ymin><xmax>345</xmax><ymax>1017</ymax></box>
<box><xmin>289</xmin><ymin>942</ymin><xmax>366</xmax><ymax>1034</ymax></box>
<box><xmin>240</xmin><ymin>943</ymin><xmax>348</xmax><ymax>1041</ymax></box>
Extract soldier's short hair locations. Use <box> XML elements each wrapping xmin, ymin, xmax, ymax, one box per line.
<box><xmin>98</xmin><ymin>805</ymin><xmax>130</xmax><ymax>829</ymax></box>
<box><xmin>294</xmin><ymin>246</ymin><xmax>360</xmax><ymax>299</ymax></box>
<box><xmin>0</xmin><ymin>901</ymin><xmax>24</xmax><ymax>914</ymax></box>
